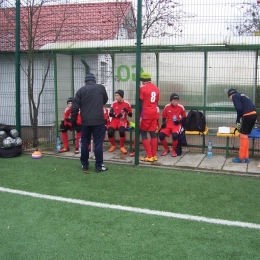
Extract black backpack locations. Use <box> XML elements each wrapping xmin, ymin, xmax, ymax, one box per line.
<box><xmin>186</xmin><ymin>109</ymin><xmax>206</xmax><ymax>132</ymax></box>
<box><xmin>176</xmin><ymin>128</ymin><xmax>187</xmax><ymax>156</ymax></box>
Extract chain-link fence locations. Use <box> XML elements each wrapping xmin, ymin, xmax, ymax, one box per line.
<box><xmin>1</xmin><ymin>0</ymin><xmax>260</xmax><ymax>154</ymax></box>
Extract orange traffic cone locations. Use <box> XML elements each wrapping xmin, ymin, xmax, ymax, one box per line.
<box><xmin>31</xmin><ymin>149</ymin><xmax>42</xmax><ymax>159</ymax></box>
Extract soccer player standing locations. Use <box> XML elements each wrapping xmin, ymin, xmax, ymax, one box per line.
<box><xmin>139</xmin><ymin>72</ymin><xmax>160</xmax><ymax>162</ymax></box>
<box><xmin>228</xmin><ymin>88</ymin><xmax>257</xmax><ymax>163</ymax></box>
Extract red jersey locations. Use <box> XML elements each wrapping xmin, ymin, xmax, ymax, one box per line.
<box><xmin>110</xmin><ymin>100</ymin><xmax>132</xmax><ymax>123</ymax></box>
<box><xmin>103</xmin><ymin>107</ymin><xmax>109</xmax><ymax>128</ymax></box>
<box><xmin>140</xmin><ymin>82</ymin><xmax>160</xmax><ymax>119</ymax></box>
<box><xmin>76</xmin><ymin>111</ymin><xmax>82</xmax><ymax>125</ymax></box>
<box><xmin>64</xmin><ymin>107</ymin><xmax>72</xmax><ymax>127</ymax></box>
<box><xmin>64</xmin><ymin>107</ymin><xmax>81</xmax><ymax>127</ymax></box>
<box><xmin>162</xmin><ymin>103</ymin><xmax>186</xmax><ymax>128</ymax></box>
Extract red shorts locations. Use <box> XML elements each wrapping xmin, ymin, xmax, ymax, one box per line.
<box><xmin>160</xmin><ymin>125</ymin><xmax>182</xmax><ymax>136</ymax></box>
<box><xmin>109</xmin><ymin>119</ymin><xmax>127</xmax><ymax>129</ymax></box>
<box><xmin>140</xmin><ymin>118</ymin><xmax>157</xmax><ymax>132</ymax></box>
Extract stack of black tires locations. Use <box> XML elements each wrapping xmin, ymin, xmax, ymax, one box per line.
<box><xmin>0</xmin><ymin>124</ymin><xmax>23</xmax><ymax>158</ymax></box>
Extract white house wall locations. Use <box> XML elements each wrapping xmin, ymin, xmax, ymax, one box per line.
<box><xmin>0</xmin><ymin>54</ymin><xmax>16</xmax><ymax>126</ymax></box>
<box><xmin>20</xmin><ymin>53</ymin><xmax>55</xmax><ymax>127</ymax></box>
<box><xmin>73</xmin><ymin>54</ymin><xmax>113</xmax><ymax>103</ymax></box>
<box><xmin>73</xmin><ymin>55</ymin><xmax>87</xmax><ymax>94</ymax></box>
<box><xmin>98</xmin><ymin>54</ymin><xmax>113</xmax><ymax>103</ymax></box>
<box><xmin>0</xmin><ymin>53</ymin><xmax>55</xmax><ymax>127</ymax></box>
<box><xmin>56</xmin><ymin>54</ymin><xmax>73</xmax><ymax>121</ymax></box>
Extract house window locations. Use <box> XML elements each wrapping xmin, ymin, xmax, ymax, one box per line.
<box><xmin>101</xmin><ymin>62</ymin><xmax>107</xmax><ymax>84</ymax></box>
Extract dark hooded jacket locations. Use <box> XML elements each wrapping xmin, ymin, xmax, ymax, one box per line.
<box><xmin>71</xmin><ymin>80</ymin><xmax>108</xmax><ymax>126</ymax></box>
<box><xmin>231</xmin><ymin>92</ymin><xmax>256</xmax><ymax>123</ymax></box>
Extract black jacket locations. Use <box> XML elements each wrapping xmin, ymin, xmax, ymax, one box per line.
<box><xmin>71</xmin><ymin>81</ymin><xmax>108</xmax><ymax>126</ymax></box>
<box><xmin>232</xmin><ymin>92</ymin><xmax>256</xmax><ymax>123</ymax></box>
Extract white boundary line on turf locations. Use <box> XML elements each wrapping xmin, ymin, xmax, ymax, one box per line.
<box><xmin>1</xmin><ymin>187</ymin><xmax>260</xmax><ymax>230</ymax></box>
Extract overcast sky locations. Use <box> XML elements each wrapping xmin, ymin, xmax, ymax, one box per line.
<box><xmin>82</xmin><ymin>0</ymin><xmax>247</xmax><ymax>37</ymax></box>
<box><xmin>180</xmin><ymin>0</ymin><xmax>244</xmax><ymax>36</ymax></box>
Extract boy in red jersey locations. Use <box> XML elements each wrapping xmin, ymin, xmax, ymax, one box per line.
<box><xmin>103</xmin><ymin>106</ymin><xmax>110</xmax><ymax>129</ymax></box>
<box><xmin>139</xmin><ymin>72</ymin><xmax>160</xmax><ymax>162</ymax></box>
<box><xmin>159</xmin><ymin>93</ymin><xmax>186</xmax><ymax>157</ymax></box>
<box><xmin>107</xmin><ymin>90</ymin><xmax>132</xmax><ymax>154</ymax></box>
<box><xmin>130</xmin><ymin>106</ymin><xmax>160</xmax><ymax>157</ymax></box>
<box><xmin>59</xmin><ymin>97</ymin><xmax>82</xmax><ymax>154</ymax></box>
<box><xmin>103</xmin><ymin>106</ymin><xmax>109</xmax><ymax>143</ymax></box>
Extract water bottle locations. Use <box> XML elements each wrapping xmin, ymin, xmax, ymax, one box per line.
<box><xmin>79</xmin><ymin>138</ymin><xmax>82</xmax><ymax>154</ymax></box>
<box><xmin>120</xmin><ymin>109</ymin><xmax>125</xmax><ymax>126</ymax></box>
<box><xmin>255</xmin><ymin>120</ymin><xmax>258</xmax><ymax>129</ymax></box>
<box><xmin>90</xmin><ymin>140</ymin><xmax>94</xmax><ymax>152</ymax></box>
<box><xmin>56</xmin><ymin>135</ymin><xmax>61</xmax><ymax>152</ymax></box>
<box><xmin>49</xmin><ymin>129</ymin><xmax>53</xmax><ymax>143</ymax></box>
<box><xmin>207</xmin><ymin>140</ymin><xmax>212</xmax><ymax>159</ymax></box>
<box><xmin>173</xmin><ymin>114</ymin><xmax>177</xmax><ymax>122</ymax></box>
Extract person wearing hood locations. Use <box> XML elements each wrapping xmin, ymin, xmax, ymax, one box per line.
<box><xmin>227</xmin><ymin>88</ymin><xmax>257</xmax><ymax>163</ymax></box>
<box><xmin>71</xmin><ymin>73</ymin><xmax>108</xmax><ymax>173</ymax></box>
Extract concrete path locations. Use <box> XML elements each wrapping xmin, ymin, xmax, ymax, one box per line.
<box><xmin>43</xmin><ymin>147</ymin><xmax>260</xmax><ymax>176</ymax></box>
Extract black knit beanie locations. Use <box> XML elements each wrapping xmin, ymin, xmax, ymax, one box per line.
<box><xmin>170</xmin><ymin>93</ymin><xmax>179</xmax><ymax>101</ymax></box>
<box><xmin>85</xmin><ymin>73</ymin><xmax>96</xmax><ymax>83</ymax></box>
<box><xmin>227</xmin><ymin>88</ymin><xmax>238</xmax><ymax>97</ymax></box>
<box><xmin>115</xmin><ymin>89</ymin><xmax>124</xmax><ymax>98</ymax></box>
<box><xmin>67</xmin><ymin>97</ymin><xmax>73</xmax><ymax>104</ymax></box>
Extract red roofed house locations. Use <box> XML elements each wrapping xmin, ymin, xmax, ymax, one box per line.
<box><xmin>0</xmin><ymin>2</ymin><xmax>136</xmax><ymax>135</ymax></box>
<box><xmin>0</xmin><ymin>2</ymin><xmax>136</xmax><ymax>51</ymax></box>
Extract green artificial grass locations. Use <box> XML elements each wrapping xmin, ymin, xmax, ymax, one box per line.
<box><xmin>1</xmin><ymin>154</ymin><xmax>260</xmax><ymax>259</ymax></box>
<box><xmin>1</xmin><ymin>155</ymin><xmax>260</xmax><ymax>223</ymax></box>
<box><xmin>1</xmin><ymin>192</ymin><xmax>260</xmax><ymax>260</ymax></box>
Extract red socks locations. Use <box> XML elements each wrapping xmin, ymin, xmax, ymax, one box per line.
<box><xmin>160</xmin><ymin>139</ymin><xmax>169</xmax><ymax>150</ymax></box>
<box><xmin>120</xmin><ymin>137</ymin><xmax>125</xmax><ymax>148</ymax></box>
<box><xmin>142</xmin><ymin>139</ymin><xmax>152</xmax><ymax>158</ymax></box>
<box><xmin>150</xmin><ymin>138</ymin><xmax>158</xmax><ymax>157</ymax></box>
<box><xmin>172</xmin><ymin>140</ymin><xmax>178</xmax><ymax>151</ymax></box>
<box><xmin>61</xmin><ymin>132</ymin><xmax>69</xmax><ymax>148</ymax></box>
<box><xmin>109</xmin><ymin>137</ymin><xmax>116</xmax><ymax>146</ymax></box>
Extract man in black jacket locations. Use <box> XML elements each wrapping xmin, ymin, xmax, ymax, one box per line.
<box><xmin>71</xmin><ymin>73</ymin><xmax>108</xmax><ymax>173</ymax></box>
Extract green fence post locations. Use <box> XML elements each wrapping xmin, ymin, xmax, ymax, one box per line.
<box><xmin>54</xmin><ymin>53</ymin><xmax>59</xmax><ymax>138</ymax></box>
<box><xmin>134</xmin><ymin>0</ymin><xmax>143</xmax><ymax>165</ymax></box>
<box><xmin>15</xmin><ymin>0</ymin><xmax>21</xmax><ymax>136</ymax></box>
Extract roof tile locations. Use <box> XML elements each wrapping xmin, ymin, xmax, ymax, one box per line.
<box><xmin>0</xmin><ymin>2</ymin><xmax>135</xmax><ymax>52</ymax></box>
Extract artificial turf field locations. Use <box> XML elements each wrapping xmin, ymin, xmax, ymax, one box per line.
<box><xmin>1</xmin><ymin>154</ymin><xmax>260</xmax><ymax>259</ymax></box>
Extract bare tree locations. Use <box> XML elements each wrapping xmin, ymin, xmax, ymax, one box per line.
<box><xmin>228</xmin><ymin>0</ymin><xmax>260</xmax><ymax>36</ymax></box>
<box><xmin>141</xmin><ymin>0</ymin><xmax>194</xmax><ymax>38</ymax></box>
<box><xmin>1</xmin><ymin>0</ymin><xmax>72</xmax><ymax>147</ymax></box>
<box><xmin>113</xmin><ymin>0</ymin><xmax>194</xmax><ymax>39</ymax></box>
